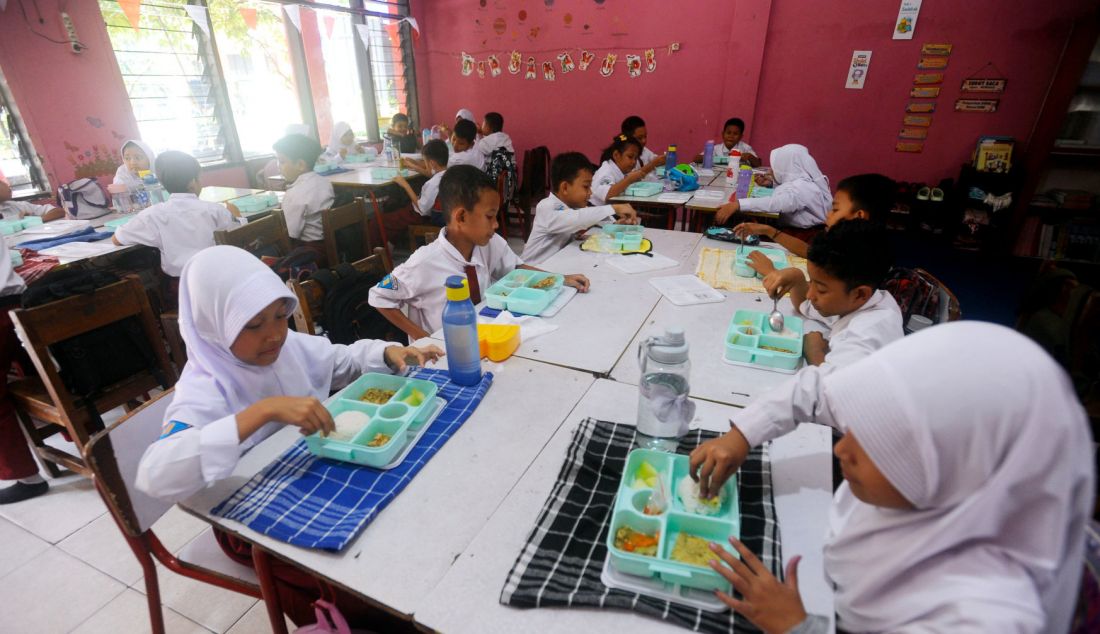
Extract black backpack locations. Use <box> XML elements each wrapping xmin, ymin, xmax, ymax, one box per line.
<box><xmin>270</xmin><ymin>246</ymin><xmax>321</xmax><ymax>283</ymax></box>
<box><xmin>311</xmin><ymin>264</ymin><xmax>394</xmax><ymax>345</ymax></box>
<box><xmin>485</xmin><ymin>147</ymin><xmax>518</xmax><ymax>202</ymax></box>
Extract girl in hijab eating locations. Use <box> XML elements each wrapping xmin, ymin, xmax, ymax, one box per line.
<box><xmin>321</xmin><ymin>121</ymin><xmax>359</xmax><ymax>164</ymax></box>
<box><xmin>702</xmin><ymin>322</ymin><xmax>1093</xmax><ymax>633</ymax></box>
<box><xmin>715</xmin><ymin>143</ymin><xmax>831</xmax><ymax>231</ymax></box>
<box><xmin>137</xmin><ymin>245</ymin><xmax>443</xmax><ymax>502</ymax></box>
<box><xmin>113</xmin><ymin>139</ymin><xmax>157</xmax><ymax>189</ymax></box>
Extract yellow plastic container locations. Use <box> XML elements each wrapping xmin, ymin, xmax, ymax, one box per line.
<box><xmin>477</xmin><ymin>324</ymin><xmax>520</xmax><ymax>361</ymax></box>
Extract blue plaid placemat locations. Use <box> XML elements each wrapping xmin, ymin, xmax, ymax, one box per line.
<box><xmin>210</xmin><ymin>368</ymin><xmax>493</xmax><ymax>551</ymax></box>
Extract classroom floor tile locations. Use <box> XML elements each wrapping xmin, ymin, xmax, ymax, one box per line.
<box><xmin>226</xmin><ymin>601</ymin><xmax>296</xmax><ymax>634</ymax></box>
<box><xmin>71</xmin><ymin>588</ymin><xmax>213</xmax><ymax>634</ymax></box>
<box><xmin>0</xmin><ymin>516</ymin><xmax>51</xmax><ymax>578</ymax></box>
<box><xmin>0</xmin><ymin>474</ymin><xmax>106</xmax><ymax>543</ymax></box>
<box><xmin>59</xmin><ymin>511</ymin><xmax>145</xmax><ymax>585</ymax></box>
<box><xmin>133</xmin><ymin>561</ymin><xmax>259</xmax><ymax>633</ymax></box>
<box><xmin>0</xmin><ymin>547</ymin><xmax>127</xmax><ymax>633</ymax></box>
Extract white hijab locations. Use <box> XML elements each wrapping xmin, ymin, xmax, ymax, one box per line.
<box><xmin>284</xmin><ymin>123</ymin><xmax>311</xmax><ymax>138</ymax></box>
<box><xmin>113</xmin><ymin>139</ymin><xmax>157</xmax><ymax>188</ymax></box>
<box><xmin>768</xmin><ymin>144</ymin><xmax>831</xmax><ymax>217</ymax></box>
<box><xmin>821</xmin><ymin>322</ymin><xmax>1093</xmax><ymax>633</ymax></box>
<box><xmin>455</xmin><ymin>108</ymin><xmax>475</xmax><ymax>123</ymax></box>
<box><xmin>326</xmin><ymin>121</ymin><xmax>354</xmax><ymax>155</ymax></box>
<box><xmin>166</xmin><ymin>246</ymin><xmax>339</xmax><ymax>445</ymax></box>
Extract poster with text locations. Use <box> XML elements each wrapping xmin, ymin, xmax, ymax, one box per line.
<box><xmin>845</xmin><ymin>50</ymin><xmax>872</xmax><ymax>89</ymax></box>
<box><xmin>893</xmin><ymin>0</ymin><xmax>922</xmax><ymax>40</ymax></box>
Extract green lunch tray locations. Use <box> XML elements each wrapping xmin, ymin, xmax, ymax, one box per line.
<box><xmin>483</xmin><ymin>269</ymin><xmax>563</xmax><ymax>315</ymax></box>
<box><xmin>723</xmin><ymin>309</ymin><xmax>804</xmax><ymax>373</ymax></box>
<box><xmin>732</xmin><ymin>245</ymin><xmax>789</xmax><ymax>279</ymax></box>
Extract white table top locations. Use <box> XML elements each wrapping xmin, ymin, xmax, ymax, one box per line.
<box><xmin>415</xmin><ymin>378</ymin><xmax>835</xmax><ymax>633</ymax></box>
<box><xmin>180</xmin><ymin>354</ymin><xmax>596</xmax><ymax>617</ymax></box>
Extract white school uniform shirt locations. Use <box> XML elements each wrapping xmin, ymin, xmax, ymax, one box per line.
<box><xmin>0</xmin><ymin>200</ymin><xmax>55</xmax><ymax>221</ymax></box>
<box><xmin>589</xmin><ymin>160</ymin><xmax>625</xmax><ymax>206</ymax></box>
<box><xmin>113</xmin><ymin>193</ymin><xmax>236</xmax><ymax>277</ymax></box>
<box><xmin>448</xmin><ymin>147</ymin><xmax>485</xmax><ymax>170</ymax></box>
<box><xmin>113</xmin><ymin>139</ymin><xmax>157</xmax><ymax>189</ymax></box>
<box><xmin>135</xmin><ymin>246</ymin><xmax>398</xmax><ymax>502</ymax></box>
<box><xmin>521</xmin><ymin>194</ymin><xmax>614</xmax><ymax>264</ymax></box>
<box><xmin>731</xmin><ymin>290</ymin><xmax>902</xmax><ymax>448</ymax></box>
<box><xmin>0</xmin><ymin>241</ymin><xmax>26</xmax><ymax>296</ymax></box>
<box><xmin>636</xmin><ymin>146</ymin><xmax>661</xmax><ymax>182</ymax></box>
<box><xmin>368</xmin><ymin>228</ymin><xmax>522</xmax><ymax>334</ymax></box>
<box><xmin>473</xmin><ymin>131</ymin><xmax>514</xmax><ymax>158</ymax></box>
<box><xmin>282</xmin><ymin>171</ymin><xmax>334</xmax><ymax>241</ymax></box>
<box><xmin>415</xmin><ymin>171</ymin><xmax>444</xmax><ymax>216</ymax></box>
<box><xmin>713</xmin><ymin>140</ymin><xmax>756</xmax><ymax>159</ymax></box>
<box><xmin>739</xmin><ymin>144</ymin><xmax>831</xmax><ymax>229</ymax></box>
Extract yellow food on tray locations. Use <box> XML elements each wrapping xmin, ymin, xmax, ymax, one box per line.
<box><xmin>670</xmin><ymin>533</ymin><xmax>722</xmax><ymax>567</ymax></box>
<box><xmin>532</xmin><ymin>277</ymin><xmax>556</xmax><ymax>289</ymax></box>
<box><xmin>360</xmin><ymin>388</ymin><xmax>396</xmax><ymax>404</ymax></box>
<box><xmin>614</xmin><ymin>526</ymin><xmax>659</xmax><ymax>556</ymax></box>
<box><xmin>365</xmin><ymin>432</ymin><xmax>392</xmax><ymax>447</ymax></box>
<box><xmin>759</xmin><ymin>344</ymin><xmax>793</xmax><ymax>353</ymax></box>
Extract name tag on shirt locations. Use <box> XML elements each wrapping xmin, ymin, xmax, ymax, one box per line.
<box><xmin>159</xmin><ymin>420</ymin><xmax>192</xmax><ymax>439</ymax></box>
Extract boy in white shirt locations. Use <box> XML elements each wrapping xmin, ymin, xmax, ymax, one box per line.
<box><xmin>275</xmin><ymin>134</ymin><xmax>334</xmax><ymax>244</ymax></box>
<box><xmin>711</xmin><ymin>117</ymin><xmax>761</xmax><ymax>167</ymax></box>
<box><xmin>0</xmin><ymin>180</ymin><xmax>63</xmax><ymax>222</ymax></box>
<box><xmin>689</xmin><ymin>221</ymin><xmax>903</xmax><ymax>497</ymax></box>
<box><xmin>369</xmin><ymin>165</ymin><xmax>590</xmax><ymax>340</ymax></box>
<box><xmin>447</xmin><ymin>119</ymin><xmax>484</xmax><ymax>170</ymax></box>
<box><xmin>522</xmin><ymin>152</ymin><xmax>638</xmax><ymax>264</ymax></box>
<box><xmin>393</xmin><ymin>140</ymin><xmax>448</xmax><ymax>227</ymax></box>
<box><xmin>474</xmin><ymin>112</ymin><xmax>514</xmax><ymax>161</ymax></box>
<box><xmin>112</xmin><ymin>151</ymin><xmax>238</xmax><ymax>277</ymax></box>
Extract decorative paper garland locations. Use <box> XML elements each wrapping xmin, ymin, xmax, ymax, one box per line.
<box><xmin>454</xmin><ymin>44</ymin><xmax>678</xmax><ymax>80</ymax></box>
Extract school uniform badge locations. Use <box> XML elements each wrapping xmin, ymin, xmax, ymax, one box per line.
<box><xmin>377</xmin><ymin>274</ymin><xmax>399</xmax><ymax>290</ymax></box>
<box><xmin>159</xmin><ymin>420</ymin><xmax>192</xmax><ymax>439</ymax></box>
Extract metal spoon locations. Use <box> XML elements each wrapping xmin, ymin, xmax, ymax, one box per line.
<box><xmin>768</xmin><ymin>293</ymin><xmax>785</xmax><ymax>333</ymax></box>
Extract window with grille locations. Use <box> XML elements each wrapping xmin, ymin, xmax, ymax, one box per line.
<box><xmin>0</xmin><ymin>68</ymin><xmax>46</xmax><ymax>194</ymax></box>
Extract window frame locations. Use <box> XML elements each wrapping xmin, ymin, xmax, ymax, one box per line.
<box><xmin>0</xmin><ymin>69</ymin><xmax>48</xmax><ymax>195</ymax></box>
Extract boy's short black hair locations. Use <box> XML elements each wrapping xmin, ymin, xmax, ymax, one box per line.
<box><xmin>422</xmin><ymin>139</ymin><xmax>449</xmax><ymax>167</ymax></box>
<box><xmin>724</xmin><ymin>117</ymin><xmax>745</xmax><ymax>133</ymax></box>
<box><xmin>439</xmin><ymin>165</ymin><xmax>497</xmax><ymax>224</ymax></box>
<box><xmin>551</xmin><ymin>152</ymin><xmax>596</xmax><ymax>190</ymax></box>
<box><xmin>273</xmin><ymin>134</ymin><xmax>324</xmax><ymax>169</ymax></box>
<box><xmin>835</xmin><ymin>173</ymin><xmax>896</xmax><ymax>224</ymax></box>
<box><xmin>453</xmin><ymin>119</ymin><xmax>478</xmax><ymax>143</ymax></box>
<box><xmin>154</xmin><ymin>151</ymin><xmax>201</xmax><ymax>194</ymax></box>
<box><xmin>808</xmin><ymin>221</ymin><xmax>893</xmax><ymax>291</ymax></box>
<box><xmin>621</xmin><ymin>115</ymin><xmax>646</xmax><ymax>136</ymax></box>
<box><xmin>484</xmin><ymin>112</ymin><xmax>504</xmax><ymax>133</ymax></box>
<box><xmin>391</xmin><ymin>112</ymin><xmax>409</xmax><ymax>125</ymax></box>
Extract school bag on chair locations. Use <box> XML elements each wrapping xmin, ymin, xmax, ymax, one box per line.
<box><xmin>485</xmin><ymin>147</ymin><xmax>518</xmax><ymax>202</ymax></box>
<box><xmin>57</xmin><ymin>177</ymin><xmax>112</xmax><ymax>220</ymax></box>
<box><xmin>311</xmin><ymin>263</ymin><xmax>395</xmax><ymax>345</ymax></box>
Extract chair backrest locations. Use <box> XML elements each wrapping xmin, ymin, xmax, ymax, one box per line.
<box><xmin>10</xmin><ymin>277</ymin><xmax>177</xmax><ymax>446</ymax></box>
<box><xmin>364</xmin><ymin>190</ymin><xmax>394</xmax><ymax>271</ymax></box>
<box><xmin>518</xmin><ymin>146</ymin><xmax>551</xmax><ymax>209</ymax></box>
<box><xmin>321</xmin><ymin>198</ymin><xmax>372</xmax><ymax>265</ymax></box>
<box><xmin>214</xmin><ymin>209</ymin><xmax>292</xmax><ymax>259</ymax></box>
<box><xmin>288</xmin><ymin>247</ymin><xmax>390</xmax><ymax>335</ymax></box>
<box><xmin>883</xmin><ymin>267</ymin><xmax>961</xmax><ymax>326</ymax></box>
<box><xmin>83</xmin><ymin>389</ymin><xmax>176</xmax><ymax>535</ymax></box>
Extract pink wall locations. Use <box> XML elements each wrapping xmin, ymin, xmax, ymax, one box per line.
<box><xmin>412</xmin><ymin>0</ymin><xmax>1095</xmax><ymax>185</ymax></box>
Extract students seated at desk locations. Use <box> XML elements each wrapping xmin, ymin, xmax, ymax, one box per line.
<box><xmin>256</xmin><ymin>124</ymin><xmax>311</xmax><ymax>188</ymax></box>
<box><xmin>112</xmin><ymin>151</ymin><xmax>237</xmax><ymax>277</ymax></box>
<box><xmin>368</xmin><ymin>165</ymin><xmax>589</xmax><ymax>341</ymax></box>
<box><xmin>321</xmin><ymin>121</ymin><xmax>359</xmax><ymax>165</ymax></box>
<box><xmin>274</xmin><ymin>134</ymin><xmax>334</xmax><ymax>246</ymax></box>
<box><xmin>448</xmin><ymin>119</ymin><xmax>484</xmax><ymax>170</ymax></box>
<box><xmin>112</xmin><ymin>139</ymin><xmax>156</xmax><ymax>189</ymax></box>
<box><xmin>472</xmin><ymin>111</ymin><xmax>514</xmax><ymax>162</ymax></box>
<box><xmin>715</xmin><ymin>144</ymin><xmax>831</xmax><ymax>233</ymax></box>
<box><xmin>694</xmin><ymin>323</ymin><xmax>1091</xmax><ymax>634</ymax></box>
<box><xmin>694</xmin><ymin>117</ymin><xmax>762</xmax><ymax>168</ymax></box>
<box><xmin>0</xmin><ymin>180</ymin><xmax>63</xmax><ymax>222</ymax></box>
<box><xmin>385</xmin><ymin>113</ymin><xmax>420</xmax><ymax>154</ymax></box>
<box><xmin>393</xmin><ymin>139</ymin><xmax>448</xmax><ymax>227</ymax></box>
<box><xmin>590</xmin><ymin>134</ymin><xmax>659</xmax><ymax>206</ymax></box>
<box><xmin>620</xmin><ymin>115</ymin><xmax>666</xmax><ymax>176</ymax></box>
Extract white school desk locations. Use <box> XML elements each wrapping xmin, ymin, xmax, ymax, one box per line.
<box><xmin>415</xmin><ymin>378</ymin><xmax>835</xmax><ymax>633</ymax></box>
<box><xmin>179</xmin><ymin>355</ymin><xmax>596</xmax><ymax>621</ymax></box>
<box><xmin>199</xmin><ymin>186</ymin><xmax>264</xmax><ymax>204</ymax></box>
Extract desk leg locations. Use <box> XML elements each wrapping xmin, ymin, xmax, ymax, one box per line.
<box><xmin>252</xmin><ymin>547</ymin><xmax>290</xmax><ymax>634</ymax></box>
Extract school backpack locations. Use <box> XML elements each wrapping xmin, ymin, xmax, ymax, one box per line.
<box><xmin>266</xmin><ymin>246</ymin><xmax>321</xmax><ymax>283</ymax></box>
<box><xmin>882</xmin><ymin>267</ymin><xmax>959</xmax><ymax>327</ymax></box>
<box><xmin>311</xmin><ymin>263</ymin><xmax>394</xmax><ymax>345</ymax></box>
<box><xmin>484</xmin><ymin>147</ymin><xmax>518</xmax><ymax>203</ymax></box>
<box><xmin>58</xmin><ymin>177</ymin><xmax>111</xmax><ymax>220</ymax></box>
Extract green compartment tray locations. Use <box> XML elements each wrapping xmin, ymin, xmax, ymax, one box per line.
<box><xmin>723</xmin><ymin>309</ymin><xmax>804</xmax><ymax>373</ymax></box>
<box><xmin>483</xmin><ymin>269</ymin><xmax>563</xmax><ymax>315</ymax></box>
<box><xmin>305</xmin><ymin>372</ymin><xmax>440</xmax><ymax>468</ymax></box>
<box><xmin>732</xmin><ymin>245</ymin><xmax>788</xmax><ymax>278</ymax></box>
<box><xmin>233</xmin><ymin>192</ymin><xmax>279</xmax><ymax>214</ymax></box>
<box><xmin>598</xmin><ymin>224</ymin><xmax>645</xmax><ymax>251</ymax></box>
<box><xmin>625</xmin><ymin>181</ymin><xmax>663</xmax><ymax>197</ymax></box>
<box><xmin>606</xmin><ymin>449</ymin><xmax>740</xmax><ymax>593</ymax></box>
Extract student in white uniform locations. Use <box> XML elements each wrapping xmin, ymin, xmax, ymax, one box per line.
<box><xmin>256</xmin><ymin>123</ymin><xmax>311</xmax><ymax>188</ymax></box>
<box><xmin>715</xmin><ymin>144</ymin><xmax>831</xmax><ymax>228</ymax></box>
<box><xmin>320</xmin><ymin>121</ymin><xmax>358</xmax><ymax>165</ymax></box>
<box><xmin>447</xmin><ymin>119</ymin><xmax>484</xmax><ymax>170</ymax></box>
<box><xmin>521</xmin><ymin>152</ymin><xmax>638</xmax><ymax>264</ymax></box>
<box><xmin>136</xmin><ymin>245</ymin><xmax>442</xmax><ymax>502</ymax></box>
<box><xmin>0</xmin><ymin>180</ymin><xmax>63</xmax><ymax>222</ymax></box>
<box><xmin>112</xmin><ymin>139</ymin><xmax>157</xmax><ymax>189</ymax></box>
<box><xmin>275</xmin><ymin>134</ymin><xmax>334</xmax><ymax>244</ymax></box>
<box><xmin>112</xmin><ymin>151</ymin><xmax>237</xmax><ymax>277</ymax></box>
<box><xmin>590</xmin><ymin>135</ymin><xmax>658</xmax><ymax>206</ymax></box>
<box><xmin>369</xmin><ymin>165</ymin><xmax>590</xmax><ymax>341</ymax></box>
<box><xmin>472</xmin><ymin>112</ymin><xmax>514</xmax><ymax>161</ymax></box>
<box><xmin>694</xmin><ymin>323</ymin><xmax>1092</xmax><ymax>634</ymax></box>
<box><xmin>696</xmin><ymin>117</ymin><xmax>761</xmax><ymax>168</ymax></box>
<box><xmin>393</xmin><ymin>139</ymin><xmax>448</xmax><ymax>226</ymax></box>
<box><xmin>620</xmin><ymin>115</ymin><xmax>665</xmax><ymax>176</ymax></box>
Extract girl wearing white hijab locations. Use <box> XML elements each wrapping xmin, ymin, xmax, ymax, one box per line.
<box><xmin>112</xmin><ymin>139</ymin><xmax>157</xmax><ymax>189</ymax></box>
<box><xmin>321</xmin><ymin>121</ymin><xmax>358</xmax><ymax>165</ymax></box>
<box><xmin>701</xmin><ymin>322</ymin><xmax>1093</xmax><ymax>633</ymax></box>
<box><xmin>136</xmin><ymin>245</ymin><xmax>443</xmax><ymax>502</ymax></box>
<box><xmin>715</xmin><ymin>144</ymin><xmax>831</xmax><ymax>229</ymax></box>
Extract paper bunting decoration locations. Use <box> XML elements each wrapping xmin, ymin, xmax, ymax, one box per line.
<box><xmin>542</xmin><ymin>61</ymin><xmax>555</xmax><ymax>81</ymax></box>
<box><xmin>118</xmin><ymin>0</ymin><xmax>142</xmax><ymax>32</ymax></box>
<box><xmin>600</xmin><ymin>53</ymin><xmax>617</xmax><ymax>77</ymax></box>
<box><xmin>644</xmin><ymin>48</ymin><xmax>656</xmax><ymax>72</ymax></box>
<box><xmin>578</xmin><ymin>50</ymin><xmax>595</xmax><ymax>71</ymax></box>
<box><xmin>525</xmin><ymin>57</ymin><xmax>537</xmax><ymax>80</ymax></box>
<box><xmin>183</xmin><ymin>5</ymin><xmax>210</xmax><ymax>36</ymax></box>
<box><xmin>322</xmin><ymin>15</ymin><xmax>336</xmax><ymax>39</ymax></box>
<box><xmin>626</xmin><ymin>54</ymin><xmax>642</xmax><ymax>78</ymax></box>
<box><xmin>239</xmin><ymin>7</ymin><xmax>258</xmax><ymax>30</ymax></box>
<box><xmin>508</xmin><ymin>50</ymin><xmax>522</xmax><ymax>74</ymax></box>
<box><xmin>461</xmin><ymin>52</ymin><xmax>474</xmax><ymax>76</ymax></box>
<box><xmin>400</xmin><ymin>17</ymin><xmax>420</xmax><ymax>42</ymax></box>
<box><xmin>283</xmin><ymin>4</ymin><xmax>301</xmax><ymax>33</ymax></box>
<box><xmin>477</xmin><ymin>61</ymin><xmax>486</xmax><ymax>78</ymax></box>
<box><xmin>557</xmin><ymin>51</ymin><xmax>575</xmax><ymax>73</ymax></box>
<box><xmin>488</xmin><ymin>55</ymin><xmax>502</xmax><ymax>77</ymax></box>
<box><xmin>355</xmin><ymin>23</ymin><xmax>371</xmax><ymax>49</ymax></box>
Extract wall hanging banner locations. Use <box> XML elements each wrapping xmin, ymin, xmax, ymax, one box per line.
<box><xmin>893</xmin><ymin>0</ymin><xmax>922</xmax><ymax>40</ymax></box>
<box><xmin>906</xmin><ymin>102</ymin><xmax>936</xmax><ymax>113</ymax></box>
<box><xmin>477</xmin><ymin>61</ymin><xmax>486</xmax><ymax>78</ymax></box>
<box><xmin>508</xmin><ymin>50</ymin><xmax>522</xmax><ymax>74</ymax></box>
<box><xmin>913</xmin><ymin>72</ymin><xmax>943</xmax><ymax>85</ymax></box>
<box><xmin>899</xmin><ymin>127</ymin><xmax>929</xmax><ymax>140</ymax></box>
<box><xmin>903</xmin><ymin>114</ymin><xmax>933</xmax><ymax>127</ymax></box>
<box><xmin>283</xmin><ymin>4</ymin><xmax>302</xmax><ymax>33</ymax></box>
<box><xmin>626</xmin><ymin>54</ymin><xmax>642</xmax><ymax>78</ymax></box>
<box><xmin>118</xmin><ymin>0</ymin><xmax>142</xmax><ymax>32</ymax></box>
<box><xmin>645</xmin><ymin>48</ymin><xmax>657</xmax><ymax>72</ymax></box>
<box><xmin>955</xmin><ymin>99</ymin><xmax>999</xmax><ymax>112</ymax></box>
<box><xmin>542</xmin><ymin>61</ymin><xmax>555</xmax><ymax>81</ymax></box>
<box><xmin>910</xmin><ymin>86</ymin><xmax>940</xmax><ymax>98</ymax></box>
<box><xmin>961</xmin><ymin>78</ymin><xmax>1006</xmax><ymax>93</ymax></box>
<box><xmin>921</xmin><ymin>43</ymin><xmax>952</xmax><ymax>55</ymax></box>
<box><xmin>488</xmin><ymin>54</ymin><xmax>502</xmax><ymax>77</ymax></box>
<box><xmin>896</xmin><ymin>141</ymin><xmax>924</xmax><ymax>153</ymax></box>
<box><xmin>600</xmin><ymin>53</ymin><xmax>617</xmax><ymax>77</ymax></box>
<box><xmin>558</xmin><ymin>51</ymin><xmax>575</xmax><ymax>73</ymax></box>
<box><xmin>525</xmin><ymin>57</ymin><xmax>536</xmax><ymax>79</ymax></box>
<box><xmin>239</xmin><ymin>7</ymin><xmax>258</xmax><ymax>30</ymax></box>
<box><xmin>460</xmin><ymin>52</ymin><xmax>474</xmax><ymax>76</ymax></box>
<box><xmin>918</xmin><ymin>56</ymin><xmax>949</xmax><ymax>70</ymax></box>
<box><xmin>183</xmin><ymin>4</ymin><xmax>210</xmax><ymax>37</ymax></box>
<box><xmin>845</xmin><ymin>50</ymin><xmax>872</xmax><ymax>89</ymax></box>
<box><xmin>579</xmin><ymin>50</ymin><xmax>596</xmax><ymax>71</ymax></box>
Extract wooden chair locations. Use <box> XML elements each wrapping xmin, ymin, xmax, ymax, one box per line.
<box><xmin>511</xmin><ymin>146</ymin><xmax>550</xmax><ymax>240</ymax></box>
<box><xmin>288</xmin><ymin>247</ymin><xmax>390</xmax><ymax>336</ymax></box>
<box><xmin>159</xmin><ymin>311</ymin><xmax>187</xmax><ymax>369</ymax></box>
<box><xmin>364</xmin><ymin>189</ymin><xmax>394</xmax><ymax>271</ymax></box>
<box><xmin>915</xmin><ymin>267</ymin><xmax>962</xmax><ymax>323</ymax></box>
<box><xmin>321</xmin><ymin>198</ymin><xmax>375</xmax><ymax>266</ymax></box>
<box><xmin>8</xmin><ymin>277</ymin><xmax>177</xmax><ymax>477</ymax></box>
<box><xmin>214</xmin><ymin>209</ymin><xmax>292</xmax><ymax>259</ymax></box>
<box><xmin>82</xmin><ymin>390</ymin><xmax>266</xmax><ymax>634</ymax></box>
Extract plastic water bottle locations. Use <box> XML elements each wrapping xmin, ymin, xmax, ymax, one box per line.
<box><xmin>422</xmin><ymin>128</ymin><xmax>431</xmax><ymax>145</ymax></box>
<box><xmin>141</xmin><ymin>171</ymin><xmax>166</xmax><ymax>205</ymax></box>
<box><xmin>382</xmin><ymin>137</ymin><xmax>395</xmax><ymax>167</ymax></box>
<box><xmin>132</xmin><ymin>181</ymin><xmax>150</xmax><ymax>210</ymax></box>
<box><xmin>665</xmin><ymin>144</ymin><xmax>677</xmax><ymax>172</ymax></box>
<box><xmin>703</xmin><ymin>140</ymin><xmax>715</xmax><ymax>169</ymax></box>
<box><xmin>108</xmin><ymin>183</ymin><xmax>132</xmax><ymax>213</ymax></box>
<box><xmin>636</xmin><ymin>327</ymin><xmax>695</xmax><ymax>451</ymax></box>
<box><xmin>442</xmin><ymin>275</ymin><xmax>482</xmax><ymax>386</ymax></box>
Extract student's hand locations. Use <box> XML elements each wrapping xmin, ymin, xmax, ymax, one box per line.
<box><xmin>612</xmin><ymin>204</ymin><xmax>639</xmax><ymax>225</ymax></box>
<box><xmin>747</xmin><ymin>251</ymin><xmax>776</xmax><ymax>276</ymax></box>
<box><xmin>564</xmin><ymin>274</ymin><xmax>590</xmax><ymax>293</ymax></box>
<box><xmin>710</xmin><ymin>538</ymin><xmax>807</xmax><ymax>634</ymax></box>
<box><xmin>754</xmin><ymin>172</ymin><xmax>774</xmax><ymax>187</ymax></box>
<box><xmin>733</xmin><ymin>222</ymin><xmax>772</xmax><ymax>239</ymax></box>
<box><xmin>261</xmin><ymin>396</ymin><xmax>335</xmax><ymax>436</ymax></box>
<box><xmin>762</xmin><ymin>268</ymin><xmax>804</xmax><ymax>300</ymax></box>
<box><xmin>689</xmin><ymin>427</ymin><xmax>750</xmax><ymax>498</ymax></box>
<box><xmin>393</xmin><ymin>173</ymin><xmax>408</xmax><ymax>187</ymax></box>
<box><xmin>573</xmin><ymin>229</ymin><xmax>588</xmax><ymax>241</ymax></box>
<box><xmin>742</xmin><ymin>153</ymin><xmax>761</xmax><ymax>167</ymax></box>
<box><xmin>715</xmin><ymin>200</ymin><xmax>740</xmax><ymax>225</ymax></box>
<box><xmin>384</xmin><ymin>344</ymin><xmax>445</xmax><ymax>373</ymax></box>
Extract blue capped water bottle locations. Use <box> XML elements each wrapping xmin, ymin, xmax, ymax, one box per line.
<box><xmin>665</xmin><ymin>144</ymin><xmax>677</xmax><ymax>172</ymax></box>
<box><xmin>703</xmin><ymin>140</ymin><xmax>714</xmax><ymax>169</ymax></box>
<box><xmin>442</xmin><ymin>276</ymin><xmax>482</xmax><ymax>386</ymax></box>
